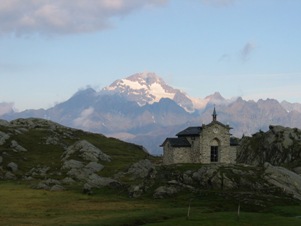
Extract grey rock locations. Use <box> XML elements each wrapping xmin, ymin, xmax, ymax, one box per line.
<box><xmin>85</xmin><ymin>173</ymin><xmax>118</xmax><ymax>188</ymax></box>
<box><xmin>62</xmin><ymin>140</ymin><xmax>111</xmax><ymax>162</ymax></box>
<box><xmin>35</xmin><ymin>182</ymin><xmax>50</xmax><ymax>190</ymax></box>
<box><xmin>50</xmin><ymin>185</ymin><xmax>65</xmax><ymax>191</ymax></box>
<box><xmin>5</xmin><ymin>171</ymin><xmax>16</xmax><ymax>180</ymax></box>
<box><xmin>62</xmin><ymin>159</ymin><xmax>84</xmax><ymax>170</ymax></box>
<box><xmin>237</xmin><ymin>126</ymin><xmax>301</xmax><ymax>166</ymax></box>
<box><xmin>45</xmin><ymin>136</ymin><xmax>60</xmax><ymax>145</ymax></box>
<box><xmin>61</xmin><ymin>177</ymin><xmax>76</xmax><ymax>185</ymax></box>
<box><xmin>84</xmin><ymin>162</ymin><xmax>104</xmax><ymax>173</ymax></box>
<box><xmin>264</xmin><ymin>163</ymin><xmax>301</xmax><ymax>200</ymax></box>
<box><xmin>11</xmin><ymin>140</ymin><xmax>27</xmax><ymax>152</ymax></box>
<box><xmin>127</xmin><ymin>159</ymin><xmax>155</xmax><ymax>179</ymax></box>
<box><xmin>27</xmin><ymin>166</ymin><xmax>50</xmax><ymax>177</ymax></box>
<box><xmin>0</xmin><ymin>131</ymin><xmax>10</xmax><ymax>145</ymax></box>
<box><xmin>128</xmin><ymin>185</ymin><xmax>144</xmax><ymax>198</ymax></box>
<box><xmin>0</xmin><ymin>119</ymin><xmax>9</xmax><ymax>127</ymax></box>
<box><xmin>0</xmin><ymin>156</ymin><xmax>2</xmax><ymax>164</ymax></box>
<box><xmin>7</xmin><ymin>162</ymin><xmax>18</xmax><ymax>172</ymax></box>
<box><xmin>153</xmin><ymin>186</ymin><xmax>181</xmax><ymax>199</ymax></box>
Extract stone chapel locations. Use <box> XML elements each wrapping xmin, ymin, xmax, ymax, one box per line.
<box><xmin>161</xmin><ymin>108</ymin><xmax>238</xmax><ymax>165</ymax></box>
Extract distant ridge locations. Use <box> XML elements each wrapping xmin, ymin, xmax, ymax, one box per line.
<box><xmin>2</xmin><ymin>72</ymin><xmax>301</xmax><ymax>155</ymax></box>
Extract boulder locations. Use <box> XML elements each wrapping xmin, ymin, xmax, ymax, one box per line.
<box><xmin>237</xmin><ymin>126</ymin><xmax>301</xmax><ymax>166</ymax></box>
<box><xmin>62</xmin><ymin>140</ymin><xmax>111</xmax><ymax>162</ymax></box>
<box><xmin>61</xmin><ymin>159</ymin><xmax>84</xmax><ymax>170</ymax></box>
<box><xmin>153</xmin><ymin>185</ymin><xmax>181</xmax><ymax>199</ymax></box>
<box><xmin>7</xmin><ymin>162</ymin><xmax>18</xmax><ymax>173</ymax></box>
<box><xmin>85</xmin><ymin>174</ymin><xmax>117</xmax><ymax>188</ymax></box>
<box><xmin>127</xmin><ymin>159</ymin><xmax>155</xmax><ymax>179</ymax></box>
<box><xmin>264</xmin><ymin>162</ymin><xmax>301</xmax><ymax>200</ymax></box>
<box><xmin>11</xmin><ymin>140</ymin><xmax>27</xmax><ymax>152</ymax></box>
<box><xmin>5</xmin><ymin>171</ymin><xmax>16</xmax><ymax>180</ymax></box>
<box><xmin>61</xmin><ymin>177</ymin><xmax>76</xmax><ymax>185</ymax></box>
<box><xmin>27</xmin><ymin>166</ymin><xmax>50</xmax><ymax>177</ymax></box>
<box><xmin>84</xmin><ymin>162</ymin><xmax>104</xmax><ymax>174</ymax></box>
<box><xmin>0</xmin><ymin>131</ymin><xmax>10</xmax><ymax>145</ymax></box>
<box><xmin>128</xmin><ymin>184</ymin><xmax>144</xmax><ymax>198</ymax></box>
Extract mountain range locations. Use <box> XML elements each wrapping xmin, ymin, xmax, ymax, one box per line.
<box><xmin>2</xmin><ymin>72</ymin><xmax>301</xmax><ymax>155</ymax></box>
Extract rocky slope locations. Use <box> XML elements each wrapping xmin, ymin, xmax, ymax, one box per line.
<box><xmin>0</xmin><ymin>118</ymin><xmax>149</xmax><ymax>192</ymax></box>
<box><xmin>2</xmin><ymin>118</ymin><xmax>301</xmax><ymax>204</ymax></box>
<box><xmin>237</xmin><ymin>125</ymin><xmax>301</xmax><ymax>168</ymax></box>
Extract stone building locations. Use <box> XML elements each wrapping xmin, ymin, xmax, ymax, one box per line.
<box><xmin>161</xmin><ymin>108</ymin><xmax>238</xmax><ymax>164</ymax></box>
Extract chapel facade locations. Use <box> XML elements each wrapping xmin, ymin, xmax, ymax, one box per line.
<box><xmin>161</xmin><ymin>108</ymin><xmax>238</xmax><ymax>165</ymax></box>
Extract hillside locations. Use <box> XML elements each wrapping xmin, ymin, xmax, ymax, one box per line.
<box><xmin>0</xmin><ymin>118</ymin><xmax>151</xmax><ymax>192</ymax></box>
<box><xmin>1</xmin><ymin>118</ymin><xmax>301</xmax><ymax>225</ymax></box>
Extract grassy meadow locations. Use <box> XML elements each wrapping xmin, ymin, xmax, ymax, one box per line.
<box><xmin>1</xmin><ymin>182</ymin><xmax>301</xmax><ymax>226</ymax></box>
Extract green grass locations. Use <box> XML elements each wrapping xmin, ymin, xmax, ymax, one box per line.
<box><xmin>1</xmin><ymin>182</ymin><xmax>301</xmax><ymax>226</ymax></box>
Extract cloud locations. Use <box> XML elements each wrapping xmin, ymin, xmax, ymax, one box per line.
<box><xmin>240</xmin><ymin>41</ymin><xmax>256</xmax><ymax>62</ymax></box>
<box><xmin>0</xmin><ymin>0</ymin><xmax>167</xmax><ymax>35</ymax></box>
<box><xmin>0</xmin><ymin>102</ymin><xmax>14</xmax><ymax>116</ymax></box>
<box><xmin>73</xmin><ymin>107</ymin><xmax>95</xmax><ymax>127</ymax></box>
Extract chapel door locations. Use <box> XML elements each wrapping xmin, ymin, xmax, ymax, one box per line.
<box><xmin>211</xmin><ymin>146</ymin><xmax>218</xmax><ymax>162</ymax></box>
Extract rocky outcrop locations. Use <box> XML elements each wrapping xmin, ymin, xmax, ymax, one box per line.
<box><xmin>127</xmin><ymin>159</ymin><xmax>156</xmax><ymax>179</ymax></box>
<box><xmin>264</xmin><ymin>162</ymin><xmax>301</xmax><ymax>200</ymax></box>
<box><xmin>237</xmin><ymin>125</ymin><xmax>301</xmax><ymax>166</ymax></box>
<box><xmin>0</xmin><ymin>131</ymin><xmax>10</xmax><ymax>145</ymax></box>
<box><xmin>10</xmin><ymin>140</ymin><xmax>27</xmax><ymax>152</ymax></box>
<box><xmin>151</xmin><ymin>164</ymin><xmax>299</xmax><ymax>201</ymax></box>
<box><xmin>7</xmin><ymin>162</ymin><xmax>18</xmax><ymax>173</ymax></box>
<box><xmin>62</xmin><ymin>140</ymin><xmax>111</xmax><ymax>162</ymax></box>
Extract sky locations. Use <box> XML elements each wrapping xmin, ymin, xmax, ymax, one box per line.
<box><xmin>0</xmin><ymin>0</ymin><xmax>301</xmax><ymax>112</ymax></box>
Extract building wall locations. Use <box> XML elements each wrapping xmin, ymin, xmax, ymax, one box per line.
<box><xmin>163</xmin><ymin>143</ymin><xmax>192</xmax><ymax>165</ymax></box>
<box><xmin>199</xmin><ymin>123</ymin><xmax>232</xmax><ymax>164</ymax></box>
<box><xmin>163</xmin><ymin>143</ymin><xmax>173</xmax><ymax>165</ymax></box>
<box><xmin>186</xmin><ymin>136</ymin><xmax>200</xmax><ymax>163</ymax></box>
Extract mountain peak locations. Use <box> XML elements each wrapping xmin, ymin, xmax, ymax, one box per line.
<box><xmin>102</xmin><ymin>72</ymin><xmax>195</xmax><ymax>112</ymax></box>
<box><xmin>127</xmin><ymin>72</ymin><xmax>163</xmax><ymax>85</ymax></box>
<box><xmin>205</xmin><ymin>92</ymin><xmax>225</xmax><ymax>101</ymax></box>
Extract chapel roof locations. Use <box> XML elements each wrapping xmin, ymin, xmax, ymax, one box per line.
<box><xmin>176</xmin><ymin>126</ymin><xmax>202</xmax><ymax>136</ymax></box>
<box><xmin>160</xmin><ymin>137</ymin><xmax>191</xmax><ymax>147</ymax></box>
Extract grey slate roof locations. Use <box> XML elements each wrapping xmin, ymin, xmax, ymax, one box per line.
<box><xmin>160</xmin><ymin>137</ymin><xmax>191</xmax><ymax>147</ymax></box>
<box><xmin>176</xmin><ymin>126</ymin><xmax>202</xmax><ymax>137</ymax></box>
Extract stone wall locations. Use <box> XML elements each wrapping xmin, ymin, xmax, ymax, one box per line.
<box><xmin>163</xmin><ymin>145</ymin><xmax>192</xmax><ymax>165</ymax></box>
<box><xmin>199</xmin><ymin>123</ymin><xmax>232</xmax><ymax>164</ymax></box>
<box><xmin>186</xmin><ymin>137</ymin><xmax>200</xmax><ymax>163</ymax></box>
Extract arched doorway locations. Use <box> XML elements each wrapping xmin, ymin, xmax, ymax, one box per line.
<box><xmin>210</xmin><ymin>138</ymin><xmax>220</xmax><ymax>162</ymax></box>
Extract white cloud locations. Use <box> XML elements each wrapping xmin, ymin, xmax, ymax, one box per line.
<box><xmin>74</xmin><ymin>107</ymin><xmax>95</xmax><ymax>126</ymax></box>
<box><xmin>0</xmin><ymin>0</ymin><xmax>167</xmax><ymax>35</ymax></box>
<box><xmin>0</xmin><ymin>102</ymin><xmax>14</xmax><ymax>116</ymax></box>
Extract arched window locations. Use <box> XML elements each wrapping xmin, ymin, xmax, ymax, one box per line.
<box><xmin>210</xmin><ymin>138</ymin><xmax>220</xmax><ymax>163</ymax></box>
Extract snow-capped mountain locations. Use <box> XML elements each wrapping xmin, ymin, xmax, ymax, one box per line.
<box><xmin>102</xmin><ymin>72</ymin><xmax>196</xmax><ymax>112</ymax></box>
<box><xmin>2</xmin><ymin>72</ymin><xmax>301</xmax><ymax>155</ymax></box>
